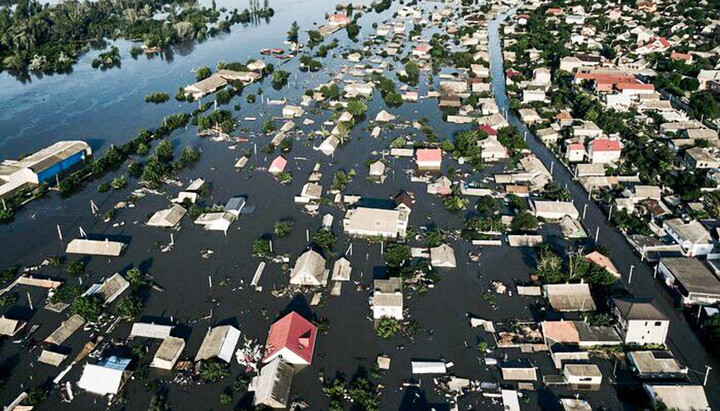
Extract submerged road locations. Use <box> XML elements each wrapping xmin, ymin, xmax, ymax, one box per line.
<box><xmin>487</xmin><ymin>6</ymin><xmax>720</xmax><ymax>406</ymax></box>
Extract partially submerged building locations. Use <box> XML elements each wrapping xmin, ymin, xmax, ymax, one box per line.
<box><xmin>263</xmin><ymin>312</ymin><xmax>317</xmax><ymax>366</ymax></box>
<box><xmin>77</xmin><ymin>356</ymin><xmax>132</xmax><ymax>396</ymax></box>
<box><xmin>430</xmin><ymin>244</ymin><xmax>457</xmax><ymax>268</ymax></box>
<box><xmin>371</xmin><ymin>277</ymin><xmax>403</xmax><ymax>320</ymax></box>
<box><xmin>151</xmin><ymin>337</ymin><xmax>186</xmax><ymax>370</ymax></box>
<box><xmin>0</xmin><ymin>140</ymin><xmax>91</xmax><ymax>198</ymax></box>
<box><xmin>87</xmin><ymin>273</ymin><xmax>130</xmax><ymax>305</ymax></box>
<box><xmin>147</xmin><ymin>204</ymin><xmax>187</xmax><ymax>228</ymax></box>
<box><xmin>195</xmin><ymin>325</ymin><xmax>241</xmax><ymax>363</ymax></box>
<box><xmin>658</xmin><ymin>257</ymin><xmax>720</xmax><ymax>306</ymax></box>
<box><xmin>543</xmin><ymin>283</ymin><xmax>596</xmax><ymax>312</ymax></box>
<box><xmin>251</xmin><ymin>357</ymin><xmax>294</xmax><ymax>409</ymax></box>
<box><xmin>611</xmin><ymin>297</ymin><xmax>669</xmax><ymax>346</ymax></box>
<box><xmin>0</xmin><ymin>316</ymin><xmax>26</xmax><ymax>337</ymax></box>
<box><xmin>289</xmin><ymin>249</ymin><xmax>328</xmax><ymax>287</ymax></box>
<box><xmin>627</xmin><ymin>351</ymin><xmax>688</xmax><ymax>379</ymax></box>
<box><xmin>343</xmin><ymin>192</ymin><xmax>413</xmax><ymax>238</ymax></box>
<box><xmin>44</xmin><ymin>314</ymin><xmax>85</xmax><ymax>345</ymax></box>
<box><xmin>643</xmin><ymin>384</ymin><xmax>710</xmax><ymax>411</ymax></box>
<box><xmin>66</xmin><ymin>238</ymin><xmax>127</xmax><ymax>257</ymax></box>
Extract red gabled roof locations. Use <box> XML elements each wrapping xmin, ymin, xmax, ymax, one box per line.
<box><xmin>479</xmin><ymin>124</ymin><xmax>498</xmax><ymax>136</ymax></box>
<box><xmin>659</xmin><ymin>37</ymin><xmax>670</xmax><ymax>48</ymax></box>
<box><xmin>591</xmin><ymin>139</ymin><xmax>621</xmax><ymax>152</ymax></box>
<box><xmin>263</xmin><ymin>312</ymin><xmax>317</xmax><ymax>364</ymax></box>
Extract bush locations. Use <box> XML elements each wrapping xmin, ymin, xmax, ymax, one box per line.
<box><xmin>69</xmin><ymin>295</ymin><xmax>103</xmax><ymax>321</ymax></box>
<box><xmin>116</xmin><ymin>296</ymin><xmax>144</xmax><ymax>319</ymax></box>
<box><xmin>376</xmin><ymin>317</ymin><xmax>401</xmax><ymax>339</ymax></box>
<box><xmin>384</xmin><ymin>244</ymin><xmax>411</xmax><ymax>267</ymax></box>
<box><xmin>510</xmin><ymin>211</ymin><xmax>538</xmax><ymax>233</ymax></box>
<box><xmin>274</xmin><ymin>220</ymin><xmax>295</xmax><ymax>237</ymax></box>
<box><xmin>253</xmin><ymin>238</ymin><xmax>272</xmax><ymax>257</ymax></box>
<box><xmin>312</xmin><ymin>229</ymin><xmax>336</xmax><ymax>251</ymax></box>
<box><xmin>66</xmin><ymin>260</ymin><xmax>85</xmax><ymax>277</ymax></box>
<box><xmin>196</xmin><ymin>66</ymin><xmax>212</xmax><ymax>81</ymax></box>
<box><xmin>145</xmin><ymin>92</ymin><xmax>170</xmax><ymax>104</ymax></box>
<box><xmin>198</xmin><ymin>360</ymin><xmax>230</xmax><ymax>383</ymax></box>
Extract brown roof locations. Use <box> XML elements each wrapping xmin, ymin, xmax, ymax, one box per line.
<box><xmin>612</xmin><ymin>298</ymin><xmax>667</xmax><ymax>321</ymax></box>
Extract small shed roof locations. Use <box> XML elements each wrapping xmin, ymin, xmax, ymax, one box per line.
<box><xmin>331</xmin><ymin>257</ymin><xmax>352</xmax><ymax>281</ymax></box>
<box><xmin>45</xmin><ymin>314</ymin><xmax>85</xmax><ymax>345</ymax></box>
<box><xmin>38</xmin><ymin>349</ymin><xmax>67</xmax><ymax>367</ymax></box>
<box><xmin>543</xmin><ymin>283</ymin><xmax>596</xmax><ymax>312</ymax></box>
<box><xmin>66</xmin><ymin>238</ymin><xmax>126</xmax><ymax>256</ymax></box>
<box><xmin>131</xmin><ymin>322</ymin><xmax>174</xmax><ymax>339</ymax></box>
<box><xmin>195</xmin><ymin>325</ymin><xmax>240</xmax><ymax>363</ymax></box>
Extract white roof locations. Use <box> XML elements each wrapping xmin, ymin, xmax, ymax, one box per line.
<box><xmin>77</xmin><ymin>363</ymin><xmax>127</xmax><ymax>395</ymax></box>
<box><xmin>130</xmin><ymin>322</ymin><xmax>174</xmax><ymax>339</ymax></box>
<box><xmin>195</xmin><ymin>325</ymin><xmax>241</xmax><ymax>363</ymax></box>
<box><xmin>645</xmin><ymin>384</ymin><xmax>710</xmax><ymax>411</ymax></box>
<box><xmin>66</xmin><ymin>238</ymin><xmax>126</xmax><ymax>256</ymax></box>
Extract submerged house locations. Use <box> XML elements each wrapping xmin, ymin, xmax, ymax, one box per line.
<box><xmin>195</xmin><ymin>325</ymin><xmax>241</xmax><ymax>363</ymax></box>
<box><xmin>147</xmin><ymin>204</ymin><xmax>187</xmax><ymax>228</ymax></box>
<box><xmin>611</xmin><ymin>297</ymin><xmax>669</xmax><ymax>346</ymax></box>
<box><xmin>251</xmin><ymin>357</ymin><xmax>294</xmax><ymax>409</ymax></box>
<box><xmin>543</xmin><ymin>283</ymin><xmax>596</xmax><ymax>312</ymax></box>
<box><xmin>289</xmin><ymin>249</ymin><xmax>328</xmax><ymax>287</ymax></box>
<box><xmin>0</xmin><ymin>316</ymin><xmax>26</xmax><ymax>337</ymax></box>
<box><xmin>343</xmin><ymin>192</ymin><xmax>413</xmax><ymax>239</ymax></box>
<box><xmin>263</xmin><ymin>312</ymin><xmax>318</xmax><ymax>366</ymax></box>
<box><xmin>371</xmin><ymin>277</ymin><xmax>403</xmax><ymax>320</ymax></box>
<box><xmin>77</xmin><ymin>356</ymin><xmax>132</xmax><ymax>396</ymax></box>
<box><xmin>151</xmin><ymin>337</ymin><xmax>185</xmax><ymax>370</ymax></box>
<box><xmin>45</xmin><ymin>314</ymin><xmax>85</xmax><ymax>345</ymax></box>
<box><xmin>66</xmin><ymin>238</ymin><xmax>127</xmax><ymax>257</ymax></box>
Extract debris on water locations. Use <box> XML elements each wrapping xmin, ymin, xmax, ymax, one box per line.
<box><xmin>200</xmin><ymin>249</ymin><xmax>214</xmax><ymax>259</ymax></box>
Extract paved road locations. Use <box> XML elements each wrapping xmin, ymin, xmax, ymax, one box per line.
<box><xmin>487</xmin><ymin>7</ymin><xmax>720</xmax><ymax>405</ymax></box>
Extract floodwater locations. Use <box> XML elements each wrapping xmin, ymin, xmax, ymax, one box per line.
<box><xmin>0</xmin><ymin>1</ymin><xmax>716</xmax><ymax>410</ymax></box>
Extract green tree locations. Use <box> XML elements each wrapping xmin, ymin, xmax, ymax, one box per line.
<box><xmin>313</xmin><ymin>229</ymin><xmax>337</xmax><ymax>251</ymax></box>
<box><xmin>66</xmin><ymin>260</ymin><xmax>85</xmax><ymax>277</ymax></box>
<box><xmin>346</xmin><ymin>99</ymin><xmax>367</xmax><ymax>116</ymax></box>
<box><xmin>287</xmin><ymin>21</ymin><xmax>299</xmax><ymax>43</ymax></box>
<box><xmin>384</xmin><ymin>244</ymin><xmax>411</xmax><ymax>267</ymax></box>
<box><xmin>69</xmin><ymin>295</ymin><xmax>103</xmax><ymax>321</ymax></box>
<box><xmin>273</xmin><ymin>220</ymin><xmax>295</xmax><ymax>237</ymax></box>
<box><xmin>376</xmin><ymin>317</ymin><xmax>401</xmax><ymax>339</ymax></box>
<box><xmin>198</xmin><ymin>360</ymin><xmax>230</xmax><ymax>383</ymax></box>
<box><xmin>196</xmin><ymin>66</ymin><xmax>212</xmax><ymax>81</ymax></box>
<box><xmin>252</xmin><ymin>238</ymin><xmax>272</xmax><ymax>257</ymax></box>
<box><xmin>425</xmin><ymin>228</ymin><xmax>445</xmax><ymax>247</ymax></box>
<box><xmin>511</xmin><ymin>211</ymin><xmax>538</xmax><ymax>233</ymax></box>
<box><xmin>116</xmin><ymin>296</ymin><xmax>144</xmax><ymax>319</ymax></box>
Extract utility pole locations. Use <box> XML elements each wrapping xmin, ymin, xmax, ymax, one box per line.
<box><xmin>704</xmin><ymin>366</ymin><xmax>712</xmax><ymax>386</ymax></box>
<box><xmin>595</xmin><ymin>226</ymin><xmax>600</xmax><ymax>242</ymax></box>
<box><xmin>629</xmin><ymin>264</ymin><xmax>635</xmax><ymax>284</ymax></box>
<box><xmin>583</xmin><ymin>203</ymin><xmax>588</xmax><ymax>219</ymax></box>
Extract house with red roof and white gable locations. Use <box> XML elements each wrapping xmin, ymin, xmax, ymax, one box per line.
<box><xmin>328</xmin><ymin>13</ymin><xmax>350</xmax><ymax>26</ymax></box>
<box><xmin>588</xmin><ymin>139</ymin><xmax>622</xmax><ymax>164</ymax></box>
<box><xmin>263</xmin><ymin>312</ymin><xmax>318</xmax><ymax>366</ymax></box>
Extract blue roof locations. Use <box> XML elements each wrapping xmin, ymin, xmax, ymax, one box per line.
<box><xmin>98</xmin><ymin>356</ymin><xmax>131</xmax><ymax>371</ymax></box>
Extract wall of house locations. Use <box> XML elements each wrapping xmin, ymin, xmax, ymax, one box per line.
<box><xmin>624</xmin><ymin>319</ymin><xmax>668</xmax><ymax>346</ymax></box>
